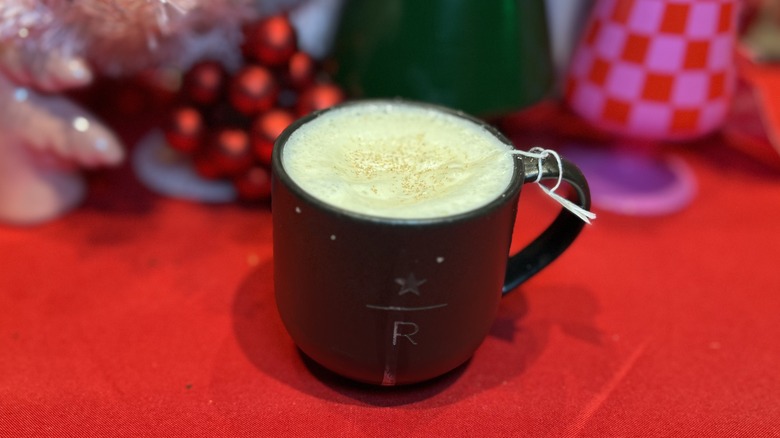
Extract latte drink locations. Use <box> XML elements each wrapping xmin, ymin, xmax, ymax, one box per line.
<box><xmin>280</xmin><ymin>101</ymin><xmax>516</xmax><ymax>219</ymax></box>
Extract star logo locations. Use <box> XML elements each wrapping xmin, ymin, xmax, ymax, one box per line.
<box><xmin>395</xmin><ymin>273</ymin><xmax>426</xmax><ymax>296</ymax></box>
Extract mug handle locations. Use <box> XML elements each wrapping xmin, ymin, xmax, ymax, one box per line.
<box><xmin>503</xmin><ymin>155</ymin><xmax>592</xmax><ymax>294</ymax></box>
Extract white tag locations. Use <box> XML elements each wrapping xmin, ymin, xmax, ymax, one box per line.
<box><xmin>510</xmin><ymin>147</ymin><xmax>596</xmax><ymax>224</ymax></box>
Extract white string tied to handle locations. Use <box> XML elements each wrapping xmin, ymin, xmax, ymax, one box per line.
<box><xmin>510</xmin><ymin>147</ymin><xmax>596</xmax><ymax>225</ymax></box>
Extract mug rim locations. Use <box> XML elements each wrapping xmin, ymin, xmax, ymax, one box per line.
<box><xmin>271</xmin><ymin>98</ymin><xmax>525</xmax><ymax>226</ymax></box>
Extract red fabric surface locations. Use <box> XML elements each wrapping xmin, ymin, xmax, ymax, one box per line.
<box><xmin>740</xmin><ymin>58</ymin><xmax>780</xmax><ymax>152</ymax></box>
<box><xmin>2</xmin><ymin>87</ymin><xmax>780</xmax><ymax>437</ymax></box>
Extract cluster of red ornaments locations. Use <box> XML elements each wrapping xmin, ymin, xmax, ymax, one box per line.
<box><xmin>163</xmin><ymin>15</ymin><xmax>345</xmax><ymax>201</ymax></box>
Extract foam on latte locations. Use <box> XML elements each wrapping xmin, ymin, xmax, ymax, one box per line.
<box><xmin>281</xmin><ymin>102</ymin><xmax>516</xmax><ymax>219</ymax></box>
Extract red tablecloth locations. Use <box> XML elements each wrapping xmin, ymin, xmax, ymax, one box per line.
<box><xmin>1</xmin><ymin>88</ymin><xmax>780</xmax><ymax>437</ymax></box>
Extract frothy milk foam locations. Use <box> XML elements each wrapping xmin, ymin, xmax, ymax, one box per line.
<box><xmin>281</xmin><ymin>102</ymin><xmax>516</xmax><ymax>219</ymax></box>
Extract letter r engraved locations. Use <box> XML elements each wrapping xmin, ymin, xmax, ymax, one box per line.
<box><xmin>392</xmin><ymin>321</ymin><xmax>419</xmax><ymax>346</ymax></box>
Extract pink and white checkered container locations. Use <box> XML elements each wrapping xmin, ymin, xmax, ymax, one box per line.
<box><xmin>564</xmin><ymin>0</ymin><xmax>739</xmax><ymax>141</ymax></box>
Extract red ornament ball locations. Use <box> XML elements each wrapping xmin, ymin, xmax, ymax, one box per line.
<box><xmin>251</xmin><ymin>109</ymin><xmax>296</xmax><ymax>165</ymax></box>
<box><xmin>242</xmin><ymin>15</ymin><xmax>297</xmax><ymax>67</ymax></box>
<box><xmin>285</xmin><ymin>51</ymin><xmax>317</xmax><ymax>90</ymax></box>
<box><xmin>159</xmin><ymin>14</ymin><xmax>347</xmax><ymax>205</ymax></box>
<box><xmin>205</xmin><ymin>127</ymin><xmax>254</xmax><ymax>177</ymax></box>
<box><xmin>234</xmin><ymin>166</ymin><xmax>273</xmax><ymax>201</ymax></box>
<box><xmin>181</xmin><ymin>60</ymin><xmax>226</xmax><ymax>106</ymax></box>
<box><xmin>163</xmin><ymin>106</ymin><xmax>203</xmax><ymax>154</ymax></box>
<box><xmin>296</xmin><ymin>83</ymin><xmax>345</xmax><ymax>116</ymax></box>
<box><xmin>229</xmin><ymin>65</ymin><xmax>279</xmax><ymax>116</ymax></box>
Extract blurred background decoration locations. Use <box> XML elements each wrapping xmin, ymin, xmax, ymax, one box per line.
<box><xmin>556</xmin><ymin>0</ymin><xmax>740</xmax><ymax>215</ymax></box>
<box><xmin>0</xmin><ymin>0</ymin><xmax>253</xmax><ymax>225</ymax></box>
<box><xmin>566</xmin><ymin>0</ymin><xmax>739</xmax><ymax>142</ymax></box>
<box><xmin>329</xmin><ymin>0</ymin><xmax>554</xmax><ymax>118</ymax></box>
<box><xmin>144</xmin><ymin>13</ymin><xmax>346</xmax><ymax>204</ymax></box>
<box><xmin>0</xmin><ymin>0</ymin><xmax>342</xmax><ymax>225</ymax></box>
<box><xmin>1</xmin><ymin>0</ymin><xmax>778</xmax><ymax>225</ymax></box>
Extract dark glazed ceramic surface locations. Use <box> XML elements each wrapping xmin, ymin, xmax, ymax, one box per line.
<box><xmin>271</xmin><ymin>100</ymin><xmax>590</xmax><ymax>385</ymax></box>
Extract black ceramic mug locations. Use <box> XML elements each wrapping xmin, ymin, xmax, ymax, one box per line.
<box><xmin>271</xmin><ymin>100</ymin><xmax>591</xmax><ymax>385</ymax></box>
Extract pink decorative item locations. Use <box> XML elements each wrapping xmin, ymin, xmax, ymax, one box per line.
<box><xmin>0</xmin><ymin>63</ymin><xmax>124</xmax><ymax>226</ymax></box>
<box><xmin>565</xmin><ymin>0</ymin><xmax>739</xmax><ymax>141</ymax></box>
<box><xmin>0</xmin><ymin>0</ymin><xmax>255</xmax><ymax>225</ymax></box>
<box><xmin>0</xmin><ymin>1</ymin><xmax>344</xmax><ymax>223</ymax></box>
